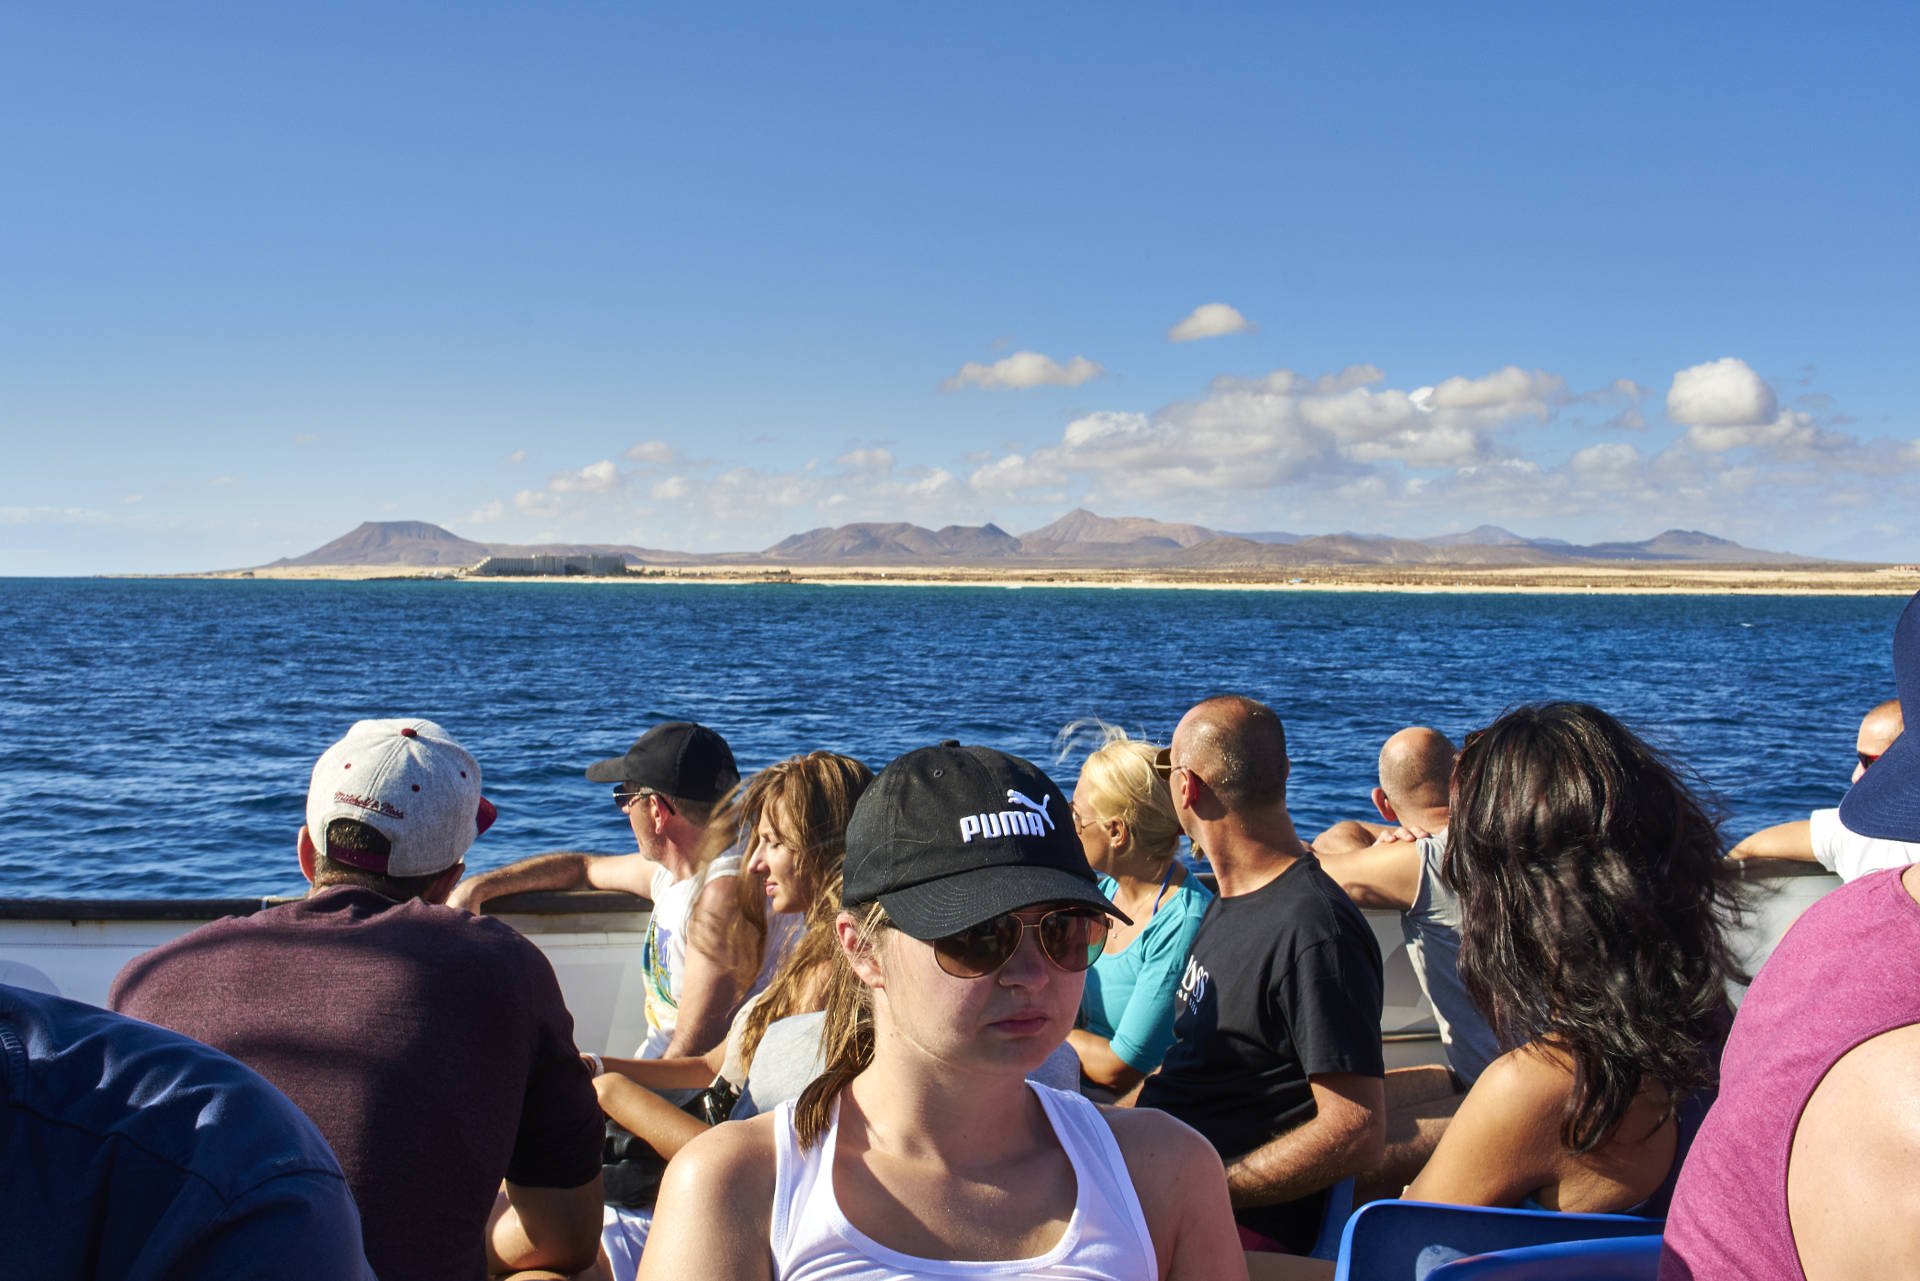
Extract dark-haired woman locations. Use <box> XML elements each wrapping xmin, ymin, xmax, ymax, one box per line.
<box><xmin>1403</xmin><ymin>702</ymin><xmax>1742</xmax><ymax>1215</ymax></box>
<box><xmin>638</xmin><ymin>744</ymin><xmax>1244</xmax><ymax>1281</ymax></box>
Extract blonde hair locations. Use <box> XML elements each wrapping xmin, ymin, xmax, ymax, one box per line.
<box><xmin>1069</xmin><ymin>724</ymin><xmax>1180</xmax><ymax>865</ymax></box>
<box><xmin>692</xmin><ymin>752</ymin><xmax>873</xmax><ymax>1076</ymax></box>
<box><xmin>794</xmin><ymin>900</ymin><xmax>888</xmax><ymax>1149</ymax></box>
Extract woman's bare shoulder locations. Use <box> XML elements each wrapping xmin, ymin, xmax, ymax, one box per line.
<box><xmin>638</xmin><ymin>1114</ymin><xmax>783</xmax><ymax>1281</ymax></box>
<box><xmin>1100</xmin><ymin>1103</ymin><xmax>1223</xmax><ymax>1181</ymax></box>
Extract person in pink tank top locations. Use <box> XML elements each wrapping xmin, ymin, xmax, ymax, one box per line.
<box><xmin>1663</xmin><ymin>588</ymin><xmax>1920</xmax><ymax>1280</ymax></box>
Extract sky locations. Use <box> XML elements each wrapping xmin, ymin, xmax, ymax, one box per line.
<box><xmin>3</xmin><ymin>2</ymin><xmax>1916</xmax><ymax>573</ymax></box>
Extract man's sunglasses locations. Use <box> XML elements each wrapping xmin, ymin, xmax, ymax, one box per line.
<box><xmin>612</xmin><ymin>785</ymin><xmax>676</xmax><ymax>816</ymax></box>
<box><xmin>1859</xmin><ymin>750</ymin><xmax>1882</xmax><ymax>772</ymax></box>
<box><xmin>929</xmin><ymin>907</ymin><xmax>1110</xmax><ymax>980</ymax></box>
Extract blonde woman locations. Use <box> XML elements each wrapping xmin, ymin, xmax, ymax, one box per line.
<box><xmin>1067</xmin><ymin>728</ymin><xmax>1213</xmax><ymax>1096</ymax></box>
<box><xmin>639</xmin><ymin>744</ymin><xmax>1244</xmax><ymax>1281</ymax></box>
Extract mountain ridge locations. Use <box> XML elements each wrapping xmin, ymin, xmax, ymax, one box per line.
<box><xmin>264</xmin><ymin>514</ymin><xmax>1840</xmax><ymax>570</ymax></box>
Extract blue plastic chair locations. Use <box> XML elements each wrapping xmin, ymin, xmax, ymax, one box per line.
<box><xmin>1308</xmin><ymin>1177</ymin><xmax>1357</xmax><ymax>1260</ymax></box>
<box><xmin>1421</xmin><ymin>1234</ymin><xmax>1663</xmax><ymax>1280</ymax></box>
<box><xmin>1333</xmin><ymin>1201</ymin><xmax>1662</xmax><ymax>1280</ymax></box>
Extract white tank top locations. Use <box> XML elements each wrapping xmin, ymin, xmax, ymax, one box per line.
<box><xmin>768</xmin><ymin>1081</ymin><xmax>1158</xmax><ymax>1280</ymax></box>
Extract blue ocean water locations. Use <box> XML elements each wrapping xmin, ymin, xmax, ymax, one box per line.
<box><xmin>0</xmin><ymin>579</ymin><xmax>1907</xmax><ymax>898</ymax></box>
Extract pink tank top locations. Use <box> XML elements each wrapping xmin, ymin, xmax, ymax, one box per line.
<box><xmin>1660</xmin><ymin>867</ymin><xmax>1920</xmax><ymax>1280</ymax></box>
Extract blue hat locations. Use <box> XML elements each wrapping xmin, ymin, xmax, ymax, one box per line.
<box><xmin>1840</xmin><ymin>591</ymin><xmax>1920</xmax><ymax>842</ymax></box>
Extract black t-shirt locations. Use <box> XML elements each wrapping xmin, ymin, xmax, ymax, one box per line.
<box><xmin>1137</xmin><ymin>853</ymin><xmax>1384</xmax><ymax>1251</ymax></box>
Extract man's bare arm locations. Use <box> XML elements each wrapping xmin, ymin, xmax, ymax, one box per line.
<box><xmin>1223</xmin><ymin>1073</ymin><xmax>1385</xmax><ymax>1209</ymax></box>
<box><xmin>1727</xmin><ymin>820</ymin><xmax>1816</xmax><ymax>862</ymax></box>
<box><xmin>1315</xmin><ymin>842</ymin><xmax>1423</xmax><ymax>912</ymax></box>
<box><xmin>446</xmin><ymin>850</ymin><xmax>656</xmax><ymax>914</ymax></box>
<box><xmin>1311</xmin><ymin>820</ymin><xmax>1390</xmax><ymax>857</ymax></box>
<box><xmin>486</xmin><ymin>1175</ymin><xmax>605</xmax><ymax>1276</ymax></box>
<box><xmin>660</xmin><ymin>875</ymin><xmax>750</xmax><ymax>1058</ymax></box>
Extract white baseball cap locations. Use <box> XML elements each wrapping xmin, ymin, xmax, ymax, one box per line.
<box><xmin>306</xmin><ymin>719</ymin><xmax>496</xmax><ymax>877</ymax></box>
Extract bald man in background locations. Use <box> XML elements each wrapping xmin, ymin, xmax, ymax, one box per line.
<box><xmin>1729</xmin><ymin>699</ymin><xmax>1918</xmax><ymax>880</ymax></box>
<box><xmin>1314</xmin><ymin>727</ymin><xmax>1498</xmax><ymax>1198</ymax></box>
<box><xmin>1315</xmin><ymin>727</ymin><xmax>1497</xmax><ymax>1085</ymax></box>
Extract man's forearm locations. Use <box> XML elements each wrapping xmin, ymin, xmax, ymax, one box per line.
<box><xmin>447</xmin><ymin>852</ymin><xmax>592</xmax><ymax>913</ymax></box>
<box><xmin>1224</xmin><ymin>1110</ymin><xmax>1384</xmax><ymax>1209</ymax></box>
<box><xmin>1728</xmin><ymin>820</ymin><xmax>1815</xmax><ymax>862</ymax></box>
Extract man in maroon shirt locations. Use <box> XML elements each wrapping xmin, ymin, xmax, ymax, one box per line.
<box><xmin>113</xmin><ymin>718</ymin><xmax>604</xmax><ymax>1281</ymax></box>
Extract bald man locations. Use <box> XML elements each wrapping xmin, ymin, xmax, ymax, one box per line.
<box><xmin>1136</xmin><ymin>695</ymin><xmax>1385</xmax><ymax>1256</ymax></box>
<box><xmin>1729</xmin><ymin>699</ymin><xmax>1919</xmax><ymax>880</ymax></box>
<box><xmin>1313</xmin><ymin>728</ymin><xmax>1499</xmax><ymax>1086</ymax></box>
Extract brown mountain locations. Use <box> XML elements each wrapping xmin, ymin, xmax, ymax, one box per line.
<box><xmin>1018</xmin><ymin>508</ymin><xmax>1220</xmax><ymax>550</ymax></box>
<box><xmin>270</xmin><ymin>521</ymin><xmax>494</xmax><ymax>567</ymax></box>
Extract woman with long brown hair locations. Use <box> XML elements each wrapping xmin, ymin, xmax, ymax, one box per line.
<box><xmin>639</xmin><ymin>743</ymin><xmax>1243</xmax><ymax>1281</ymax></box>
<box><xmin>1404</xmin><ymin>702</ymin><xmax>1742</xmax><ymax>1214</ymax></box>
<box><xmin>589</xmin><ymin>750</ymin><xmax>871</xmax><ymax>1276</ymax></box>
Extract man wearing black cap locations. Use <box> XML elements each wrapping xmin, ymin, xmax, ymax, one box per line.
<box><xmin>451</xmin><ymin>720</ymin><xmax>756</xmax><ymax>1058</ymax></box>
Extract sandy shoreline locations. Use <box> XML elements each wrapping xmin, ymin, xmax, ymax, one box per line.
<box><xmin>157</xmin><ymin>563</ymin><xmax>1920</xmax><ymax>595</ymax></box>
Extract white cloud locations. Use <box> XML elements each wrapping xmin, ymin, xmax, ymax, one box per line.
<box><xmin>209</xmin><ymin>475</ymin><xmax>236</xmax><ymax>487</ymax></box>
<box><xmin>1682</xmin><ymin>408</ymin><xmax>1859</xmax><ymax>459</ymax></box>
<box><xmin>835</xmin><ymin>448</ymin><xmax>895</xmax><ymax>472</ymax></box>
<box><xmin>971</xmin><ymin>363</ymin><xmax>1550</xmax><ymax>503</ymax></box>
<box><xmin>462</xmin><ymin>500</ymin><xmax>507</xmax><ymax>524</ymax></box>
<box><xmin>1423</xmin><ymin>366</ymin><xmax>1565</xmax><ymax>412</ymax></box>
<box><xmin>1167</xmin><ymin>303</ymin><xmax>1255</xmax><ymax>343</ymax></box>
<box><xmin>650</xmin><ymin>476</ymin><xmax>690</xmax><ymax>501</ymax></box>
<box><xmin>624</xmin><ymin>441</ymin><xmax>677</xmax><ymax>464</ymax></box>
<box><xmin>513</xmin><ymin>488</ymin><xmax>559</xmax><ymax>514</ymax></box>
<box><xmin>122</xmin><ymin>494</ymin><xmax>143</xmax><ymax>504</ymax></box>
<box><xmin>503</xmin><ymin>449</ymin><xmax>527</xmax><ymax>464</ymax></box>
<box><xmin>1666</xmin><ymin>357</ymin><xmax>1778</xmax><ymax>427</ymax></box>
<box><xmin>547</xmin><ymin>459</ymin><xmax>623</xmax><ymax>495</ymax></box>
<box><xmin>941</xmin><ymin>351</ymin><xmax>1104</xmax><ymax>391</ymax></box>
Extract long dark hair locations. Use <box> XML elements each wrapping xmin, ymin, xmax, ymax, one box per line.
<box><xmin>1443</xmin><ymin>702</ymin><xmax>1744</xmax><ymax>1152</ymax></box>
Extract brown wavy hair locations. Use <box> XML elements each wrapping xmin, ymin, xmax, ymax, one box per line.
<box><xmin>794</xmin><ymin>900</ymin><xmax>888</xmax><ymax>1149</ymax></box>
<box><xmin>699</xmin><ymin>751</ymin><xmax>873</xmax><ymax>1078</ymax></box>
<box><xmin>1443</xmin><ymin>702</ymin><xmax>1745</xmax><ymax>1152</ymax></box>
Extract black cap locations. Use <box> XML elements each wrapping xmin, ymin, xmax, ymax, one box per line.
<box><xmin>1842</xmin><ymin>589</ymin><xmax>1920</xmax><ymax>841</ymax></box>
<box><xmin>583</xmin><ymin>722</ymin><xmax>740</xmax><ymax>803</ymax></box>
<box><xmin>842</xmin><ymin>743</ymin><xmax>1128</xmax><ymax>939</ymax></box>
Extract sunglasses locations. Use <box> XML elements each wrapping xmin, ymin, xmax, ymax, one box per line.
<box><xmin>1859</xmin><ymin>750</ymin><xmax>1882</xmax><ymax>772</ymax></box>
<box><xmin>929</xmin><ymin>907</ymin><xmax>1110</xmax><ymax>979</ymax></box>
<box><xmin>613</xmin><ymin>785</ymin><xmax>676</xmax><ymax>816</ymax></box>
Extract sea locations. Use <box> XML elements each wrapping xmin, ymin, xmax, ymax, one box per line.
<box><xmin>0</xmin><ymin>578</ymin><xmax>1907</xmax><ymax>899</ymax></box>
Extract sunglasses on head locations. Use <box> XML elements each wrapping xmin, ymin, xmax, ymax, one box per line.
<box><xmin>612</xmin><ymin>785</ymin><xmax>676</xmax><ymax>816</ymax></box>
<box><xmin>929</xmin><ymin>907</ymin><xmax>1110</xmax><ymax>979</ymax></box>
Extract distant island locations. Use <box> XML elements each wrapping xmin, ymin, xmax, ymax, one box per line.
<box><xmin>260</xmin><ymin>509</ymin><xmax>1837</xmax><ymax>572</ymax></box>
<box><xmin>175</xmin><ymin>510</ymin><xmax>1920</xmax><ymax>595</ymax></box>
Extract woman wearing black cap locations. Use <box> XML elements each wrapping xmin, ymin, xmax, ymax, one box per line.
<box><xmin>638</xmin><ymin>743</ymin><xmax>1245</xmax><ymax>1281</ymax></box>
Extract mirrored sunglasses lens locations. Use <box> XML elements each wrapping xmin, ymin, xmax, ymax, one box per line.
<box><xmin>933</xmin><ymin>916</ymin><xmax>1022</xmax><ymax>978</ymax></box>
<box><xmin>1039</xmin><ymin>911</ymin><xmax>1107</xmax><ymax>972</ymax></box>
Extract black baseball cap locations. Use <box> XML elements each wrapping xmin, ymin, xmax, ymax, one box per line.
<box><xmin>583</xmin><ymin>721</ymin><xmax>740</xmax><ymax>803</ymax></box>
<box><xmin>842</xmin><ymin>742</ymin><xmax>1128</xmax><ymax>939</ymax></box>
<box><xmin>1841</xmin><ymin>590</ymin><xmax>1920</xmax><ymax>842</ymax></box>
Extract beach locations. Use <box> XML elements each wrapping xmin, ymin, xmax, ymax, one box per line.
<box><xmin>182</xmin><ymin>562</ymin><xmax>1920</xmax><ymax>595</ymax></box>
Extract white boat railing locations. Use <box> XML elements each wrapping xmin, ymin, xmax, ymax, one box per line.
<box><xmin>0</xmin><ymin>861</ymin><xmax>1841</xmax><ymax>1059</ymax></box>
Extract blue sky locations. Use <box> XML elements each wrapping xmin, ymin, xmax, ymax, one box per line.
<box><xmin>4</xmin><ymin>2</ymin><xmax>1915</xmax><ymax>573</ymax></box>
